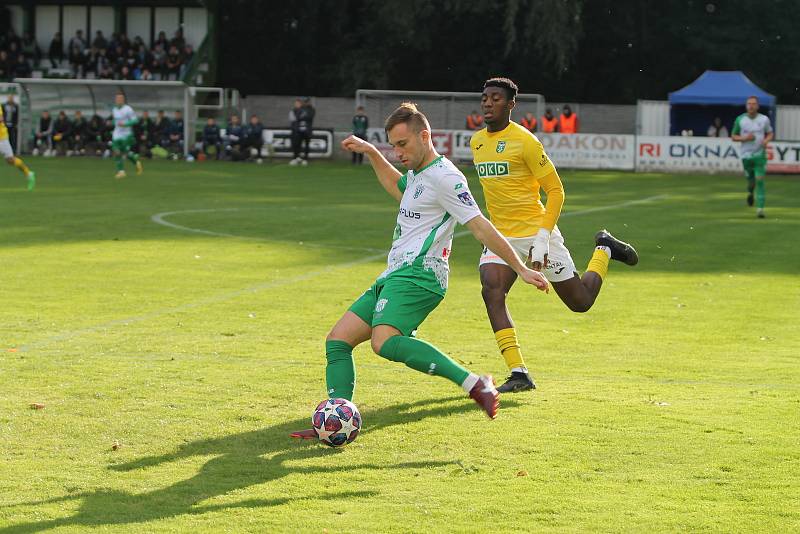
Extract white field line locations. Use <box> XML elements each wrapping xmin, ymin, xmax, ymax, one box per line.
<box><xmin>151</xmin><ymin>208</ymin><xmax>384</xmax><ymax>253</ymax></box>
<box><xmin>15</xmin><ymin>194</ymin><xmax>668</xmax><ymax>353</ymax></box>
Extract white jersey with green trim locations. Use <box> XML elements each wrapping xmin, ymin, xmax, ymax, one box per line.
<box><xmin>732</xmin><ymin>113</ymin><xmax>772</xmax><ymax>159</ymax></box>
<box><xmin>112</xmin><ymin>104</ymin><xmax>137</xmax><ymax>140</ymax></box>
<box><xmin>379</xmin><ymin>155</ymin><xmax>482</xmax><ymax>295</ymax></box>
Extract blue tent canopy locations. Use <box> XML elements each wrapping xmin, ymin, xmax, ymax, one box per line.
<box><xmin>668</xmin><ymin>70</ymin><xmax>775</xmax><ymax>106</ymax></box>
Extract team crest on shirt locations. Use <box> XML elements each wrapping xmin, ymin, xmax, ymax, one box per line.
<box><xmin>413</xmin><ymin>183</ymin><xmax>425</xmax><ymax>199</ymax></box>
<box><xmin>539</xmin><ymin>154</ymin><xmax>549</xmax><ymax>167</ymax></box>
<box><xmin>496</xmin><ymin>141</ymin><xmax>506</xmax><ymax>153</ymax></box>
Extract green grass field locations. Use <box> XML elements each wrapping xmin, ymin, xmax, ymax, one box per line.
<box><xmin>1</xmin><ymin>157</ymin><xmax>798</xmax><ymax>532</ymax></box>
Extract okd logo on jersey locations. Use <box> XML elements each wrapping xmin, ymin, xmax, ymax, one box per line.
<box><xmin>475</xmin><ymin>161</ymin><xmax>510</xmax><ymax>178</ymax></box>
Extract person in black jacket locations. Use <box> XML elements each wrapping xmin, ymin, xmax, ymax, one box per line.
<box><xmin>34</xmin><ymin>111</ymin><xmax>53</xmax><ymax>155</ymax></box>
<box><xmin>165</xmin><ymin>110</ymin><xmax>184</xmax><ymax>157</ymax></box>
<box><xmin>289</xmin><ymin>98</ymin><xmax>315</xmax><ymax>165</ymax></box>
<box><xmin>52</xmin><ymin>111</ymin><xmax>72</xmax><ymax>156</ymax></box>
<box><xmin>244</xmin><ymin>114</ymin><xmax>264</xmax><ymax>160</ymax></box>
<box><xmin>86</xmin><ymin>113</ymin><xmax>106</xmax><ymax>156</ymax></box>
<box><xmin>135</xmin><ymin>110</ymin><xmax>155</xmax><ymax>155</ymax></box>
<box><xmin>201</xmin><ymin>117</ymin><xmax>222</xmax><ymax>159</ymax></box>
<box><xmin>2</xmin><ymin>95</ymin><xmax>19</xmax><ymax>151</ymax></box>
<box><xmin>70</xmin><ymin>110</ymin><xmax>87</xmax><ymax>155</ymax></box>
<box><xmin>351</xmin><ymin>106</ymin><xmax>369</xmax><ymax>165</ymax></box>
<box><xmin>153</xmin><ymin>110</ymin><xmax>171</xmax><ymax>148</ymax></box>
<box><xmin>224</xmin><ymin>114</ymin><xmax>246</xmax><ymax>161</ymax></box>
<box><xmin>48</xmin><ymin>32</ymin><xmax>64</xmax><ymax>68</ymax></box>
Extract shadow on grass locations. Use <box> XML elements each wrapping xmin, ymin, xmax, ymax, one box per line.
<box><xmin>1</xmin><ymin>395</ymin><xmax>519</xmax><ymax>532</ymax></box>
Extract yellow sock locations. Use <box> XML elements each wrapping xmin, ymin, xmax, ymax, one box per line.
<box><xmin>495</xmin><ymin>327</ymin><xmax>526</xmax><ymax>371</ymax></box>
<box><xmin>13</xmin><ymin>157</ymin><xmax>30</xmax><ymax>176</ymax></box>
<box><xmin>586</xmin><ymin>247</ymin><xmax>610</xmax><ymax>280</ymax></box>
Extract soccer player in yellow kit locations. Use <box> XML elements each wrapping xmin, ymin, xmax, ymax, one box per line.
<box><xmin>470</xmin><ymin>77</ymin><xmax>638</xmax><ymax>392</ymax></box>
<box><xmin>0</xmin><ymin>103</ymin><xmax>35</xmax><ymax>190</ymax></box>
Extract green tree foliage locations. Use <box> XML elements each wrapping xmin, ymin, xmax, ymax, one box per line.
<box><xmin>218</xmin><ymin>0</ymin><xmax>800</xmax><ymax>103</ymax></box>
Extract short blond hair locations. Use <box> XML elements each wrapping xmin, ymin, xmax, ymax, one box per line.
<box><xmin>384</xmin><ymin>102</ymin><xmax>430</xmax><ymax>134</ymax></box>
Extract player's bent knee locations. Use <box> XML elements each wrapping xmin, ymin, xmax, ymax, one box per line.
<box><xmin>567</xmin><ymin>299</ymin><xmax>593</xmax><ymax>313</ymax></box>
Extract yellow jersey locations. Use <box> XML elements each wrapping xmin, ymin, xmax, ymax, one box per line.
<box><xmin>470</xmin><ymin>121</ymin><xmax>564</xmax><ymax>237</ymax></box>
<box><xmin>0</xmin><ymin>105</ymin><xmax>8</xmax><ymax>141</ymax></box>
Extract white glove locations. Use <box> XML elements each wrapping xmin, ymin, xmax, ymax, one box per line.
<box><xmin>529</xmin><ymin>228</ymin><xmax>551</xmax><ymax>268</ymax></box>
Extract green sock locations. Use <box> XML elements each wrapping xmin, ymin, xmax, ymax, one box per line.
<box><xmin>326</xmin><ymin>340</ymin><xmax>355</xmax><ymax>401</ymax></box>
<box><xmin>755</xmin><ymin>178</ymin><xmax>766</xmax><ymax>209</ymax></box>
<box><xmin>746</xmin><ymin>172</ymin><xmax>755</xmax><ymax>193</ymax></box>
<box><xmin>378</xmin><ymin>335</ymin><xmax>469</xmax><ymax>387</ymax></box>
<box><xmin>115</xmin><ymin>155</ymin><xmax>124</xmax><ymax>172</ymax></box>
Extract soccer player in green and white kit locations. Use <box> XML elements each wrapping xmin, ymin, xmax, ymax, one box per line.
<box><xmin>111</xmin><ymin>92</ymin><xmax>143</xmax><ymax>179</ymax></box>
<box><xmin>290</xmin><ymin>103</ymin><xmax>549</xmax><ymax>438</ymax></box>
<box><xmin>731</xmin><ymin>96</ymin><xmax>773</xmax><ymax>218</ymax></box>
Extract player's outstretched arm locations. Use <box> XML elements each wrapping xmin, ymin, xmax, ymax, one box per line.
<box><xmin>465</xmin><ymin>215</ymin><xmax>549</xmax><ymax>292</ymax></box>
<box><xmin>341</xmin><ymin>134</ymin><xmax>403</xmax><ymax>201</ymax></box>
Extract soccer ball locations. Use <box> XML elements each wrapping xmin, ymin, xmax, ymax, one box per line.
<box><xmin>312</xmin><ymin>398</ymin><xmax>361</xmax><ymax>447</ymax></box>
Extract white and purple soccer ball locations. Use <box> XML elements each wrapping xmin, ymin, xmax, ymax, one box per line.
<box><xmin>312</xmin><ymin>398</ymin><xmax>361</xmax><ymax>447</ymax></box>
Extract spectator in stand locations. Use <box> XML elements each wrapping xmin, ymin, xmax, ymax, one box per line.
<box><xmin>154</xmin><ymin>31</ymin><xmax>169</xmax><ymax>51</ymax></box>
<box><xmin>707</xmin><ymin>116</ymin><xmax>729</xmax><ymax>137</ymax></box>
<box><xmin>558</xmin><ymin>104</ymin><xmax>578</xmax><ymax>134</ymax></box>
<box><xmin>7</xmin><ymin>41</ymin><xmax>20</xmax><ymax>63</ymax></box>
<box><xmin>154</xmin><ymin>110</ymin><xmax>170</xmax><ymax>147</ymax></box>
<box><xmin>135</xmin><ymin>45</ymin><xmax>152</xmax><ymax>76</ymax></box>
<box><xmin>289</xmin><ymin>97</ymin><xmax>315</xmax><ymax>165</ymax></box>
<box><xmin>119</xmin><ymin>65</ymin><xmax>135</xmax><ymax>81</ymax></box>
<box><xmin>170</xmin><ymin>29</ymin><xmax>186</xmax><ymax>50</ymax></box>
<box><xmin>71</xmin><ymin>110</ymin><xmax>87</xmax><ymax>155</ymax></box>
<box><xmin>86</xmin><ymin>113</ymin><xmax>106</xmax><ymax>155</ymax></box>
<box><xmin>2</xmin><ymin>94</ymin><xmax>19</xmax><ymax>151</ymax></box>
<box><xmin>68</xmin><ymin>44</ymin><xmax>85</xmax><ymax>77</ymax></box>
<box><xmin>466</xmin><ymin>110</ymin><xmax>484</xmax><ymax>130</ymax></box>
<box><xmin>0</xmin><ymin>51</ymin><xmax>10</xmax><ymax>81</ymax></box>
<box><xmin>201</xmin><ymin>117</ymin><xmax>222</xmax><ymax>159</ymax></box>
<box><xmin>48</xmin><ymin>32</ymin><xmax>64</xmax><ymax>68</ymax></box>
<box><xmin>21</xmin><ymin>32</ymin><xmax>41</xmax><ymax>68</ymax></box>
<box><xmin>180</xmin><ymin>44</ymin><xmax>194</xmax><ymax>78</ymax></box>
<box><xmin>52</xmin><ymin>111</ymin><xmax>73</xmax><ymax>155</ymax></box>
<box><xmin>68</xmin><ymin>30</ymin><xmax>87</xmax><ymax>55</ymax></box>
<box><xmin>520</xmin><ymin>111</ymin><xmax>537</xmax><ymax>132</ymax></box>
<box><xmin>351</xmin><ymin>105</ymin><xmax>369</xmax><ymax>164</ymax></box>
<box><xmin>34</xmin><ymin>110</ymin><xmax>53</xmax><ymax>155</ymax></box>
<box><xmin>92</xmin><ymin>30</ymin><xmax>108</xmax><ymax>50</ymax></box>
<box><xmin>4</xmin><ymin>29</ymin><xmax>22</xmax><ymax>50</ymax></box>
<box><xmin>124</xmin><ymin>49</ymin><xmax>137</xmax><ymax>72</ymax></box>
<box><xmin>12</xmin><ymin>54</ymin><xmax>31</xmax><ymax>78</ymax></box>
<box><xmin>224</xmin><ymin>114</ymin><xmax>246</xmax><ymax>160</ymax></box>
<box><xmin>165</xmin><ymin>45</ymin><xmax>182</xmax><ymax>81</ymax></box>
<box><xmin>541</xmin><ymin>108</ymin><xmax>558</xmax><ymax>133</ymax></box>
<box><xmin>111</xmin><ymin>45</ymin><xmax>125</xmax><ymax>74</ymax></box>
<box><xmin>84</xmin><ymin>47</ymin><xmax>98</xmax><ymax>77</ymax></box>
<box><xmin>165</xmin><ymin>110</ymin><xmax>184</xmax><ymax>156</ymax></box>
<box><xmin>151</xmin><ymin>44</ymin><xmax>167</xmax><ymax>80</ymax></box>
<box><xmin>139</xmin><ymin>68</ymin><xmax>153</xmax><ymax>81</ymax></box>
<box><xmin>245</xmin><ymin>114</ymin><xmax>265</xmax><ymax>159</ymax></box>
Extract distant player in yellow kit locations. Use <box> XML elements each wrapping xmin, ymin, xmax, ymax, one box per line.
<box><xmin>470</xmin><ymin>77</ymin><xmax>638</xmax><ymax>392</ymax></box>
<box><xmin>0</xmin><ymin>101</ymin><xmax>35</xmax><ymax>190</ymax></box>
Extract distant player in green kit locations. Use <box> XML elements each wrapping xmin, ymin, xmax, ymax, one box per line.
<box><xmin>731</xmin><ymin>96</ymin><xmax>773</xmax><ymax>218</ymax></box>
<box><xmin>111</xmin><ymin>92</ymin><xmax>143</xmax><ymax>179</ymax></box>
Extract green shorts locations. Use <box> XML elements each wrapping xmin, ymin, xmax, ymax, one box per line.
<box><xmin>349</xmin><ymin>277</ymin><xmax>443</xmax><ymax>337</ymax></box>
<box><xmin>742</xmin><ymin>155</ymin><xmax>767</xmax><ymax>178</ymax></box>
<box><xmin>112</xmin><ymin>137</ymin><xmax>134</xmax><ymax>153</ymax></box>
